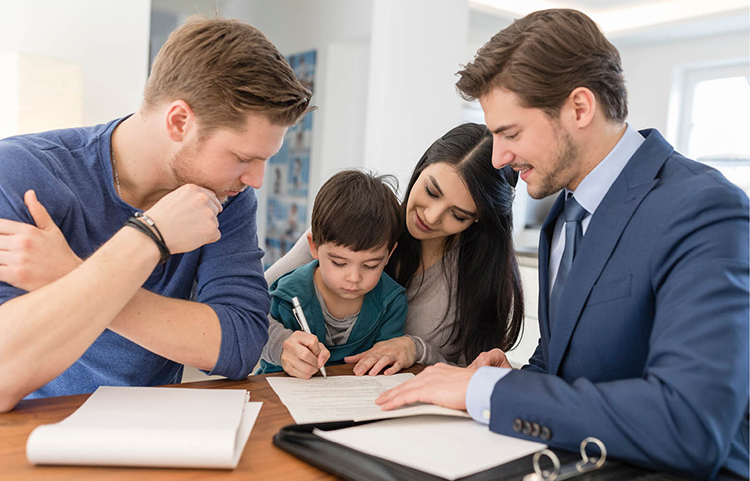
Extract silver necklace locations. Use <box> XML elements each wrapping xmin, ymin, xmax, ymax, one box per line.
<box><xmin>111</xmin><ymin>146</ymin><xmax>123</xmax><ymax>199</ymax></box>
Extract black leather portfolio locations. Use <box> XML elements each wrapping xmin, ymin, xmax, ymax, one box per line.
<box><xmin>273</xmin><ymin>420</ymin><xmax>702</xmax><ymax>481</ymax></box>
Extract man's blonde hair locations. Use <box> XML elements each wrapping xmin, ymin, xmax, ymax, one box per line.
<box><xmin>144</xmin><ymin>17</ymin><xmax>313</xmax><ymax>133</ymax></box>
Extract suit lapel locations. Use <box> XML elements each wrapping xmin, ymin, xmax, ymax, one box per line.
<box><xmin>546</xmin><ymin>129</ymin><xmax>673</xmax><ymax>375</ymax></box>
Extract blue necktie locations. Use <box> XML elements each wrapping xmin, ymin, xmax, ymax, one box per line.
<box><xmin>549</xmin><ymin>194</ymin><xmax>588</xmax><ymax>323</ymax></box>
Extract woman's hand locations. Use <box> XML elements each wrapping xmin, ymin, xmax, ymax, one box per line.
<box><xmin>468</xmin><ymin>348</ymin><xmax>512</xmax><ymax>369</ymax></box>
<box><xmin>344</xmin><ymin>336</ymin><xmax>417</xmax><ymax>376</ymax></box>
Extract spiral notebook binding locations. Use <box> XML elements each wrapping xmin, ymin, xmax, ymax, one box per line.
<box><xmin>523</xmin><ymin>437</ymin><xmax>607</xmax><ymax>481</ymax></box>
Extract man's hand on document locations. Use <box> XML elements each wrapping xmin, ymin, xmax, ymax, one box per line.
<box><xmin>375</xmin><ymin>363</ymin><xmax>475</xmax><ymax>411</ymax></box>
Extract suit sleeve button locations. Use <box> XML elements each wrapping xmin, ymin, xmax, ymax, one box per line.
<box><xmin>540</xmin><ymin>426</ymin><xmax>552</xmax><ymax>441</ymax></box>
<box><xmin>522</xmin><ymin>421</ymin><xmax>532</xmax><ymax>435</ymax></box>
<box><xmin>531</xmin><ymin>423</ymin><xmax>541</xmax><ymax>437</ymax></box>
<box><xmin>513</xmin><ymin>418</ymin><xmax>523</xmax><ymax>432</ymax></box>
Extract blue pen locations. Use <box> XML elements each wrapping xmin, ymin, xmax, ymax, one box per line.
<box><xmin>291</xmin><ymin>296</ymin><xmax>327</xmax><ymax>378</ymax></box>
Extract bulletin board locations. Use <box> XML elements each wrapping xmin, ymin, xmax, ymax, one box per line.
<box><xmin>264</xmin><ymin>49</ymin><xmax>316</xmax><ymax>269</ymax></box>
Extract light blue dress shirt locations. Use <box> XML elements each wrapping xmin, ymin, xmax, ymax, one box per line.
<box><xmin>466</xmin><ymin>124</ymin><xmax>645</xmax><ymax>425</ymax></box>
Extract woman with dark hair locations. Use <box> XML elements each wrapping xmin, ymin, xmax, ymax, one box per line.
<box><xmin>264</xmin><ymin>122</ymin><xmax>523</xmax><ymax>374</ymax></box>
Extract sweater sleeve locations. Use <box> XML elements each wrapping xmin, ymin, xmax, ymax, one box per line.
<box><xmin>195</xmin><ymin>190</ymin><xmax>270</xmax><ymax>380</ymax></box>
<box><xmin>264</xmin><ymin>229</ymin><xmax>313</xmax><ymax>286</ymax></box>
<box><xmin>411</xmin><ymin>336</ymin><xmax>449</xmax><ymax>365</ymax></box>
<box><xmin>260</xmin><ymin>315</ymin><xmax>294</xmax><ymax>366</ymax></box>
<box><xmin>0</xmin><ymin>140</ymin><xmax>77</xmax><ymax>305</ymax></box>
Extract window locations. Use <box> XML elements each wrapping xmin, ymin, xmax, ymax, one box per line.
<box><xmin>677</xmin><ymin>62</ymin><xmax>750</xmax><ymax>195</ymax></box>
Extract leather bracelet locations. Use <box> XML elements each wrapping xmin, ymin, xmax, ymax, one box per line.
<box><xmin>134</xmin><ymin>212</ymin><xmax>167</xmax><ymax>246</ymax></box>
<box><xmin>124</xmin><ymin>217</ymin><xmax>170</xmax><ymax>264</ymax></box>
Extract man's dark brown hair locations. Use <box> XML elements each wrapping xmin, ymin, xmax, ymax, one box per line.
<box><xmin>456</xmin><ymin>9</ymin><xmax>627</xmax><ymax>122</ymax></box>
<box><xmin>311</xmin><ymin>170</ymin><xmax>402</xmax><ymax>252</ymax></box>
<box><xmin>144</xmin><ymin>17</ymin><xmax>314</xmax><ymax>134</ymax></box>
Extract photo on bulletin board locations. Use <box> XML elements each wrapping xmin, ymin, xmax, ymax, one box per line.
<box><xmin>287</xmin><ymin>155</ymin><xmax>309</xmax><ymax>198</ymax></box>
<box><xmin>264</xmin><ymin>49</ymin><xmax>316</xmax><ymax>269</ymax></box>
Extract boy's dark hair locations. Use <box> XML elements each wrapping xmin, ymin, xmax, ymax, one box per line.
<box><xmin>311</xmin><ymin>170</ymin><xmax>402</xmax><ymax>252</ymax></box>
<box><xmin>456</xmin><ymin>8</ymin><xmax>627</xmax><ymax>122</ymax></box>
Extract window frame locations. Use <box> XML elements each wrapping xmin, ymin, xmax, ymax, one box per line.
<box><xmin>676</xmin><ymin>60</ymin><xmax>750</xmax><ymax>162</ymax></box>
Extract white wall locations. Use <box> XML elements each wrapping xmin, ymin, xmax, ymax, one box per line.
<box><xmin>0</xmin><ymin>1</ymin><xmax>151</xmax><ymax>127</ymax></box>
<box><xmin>363</xmin><ymin>0</ymin><xmax>469</xmax><ymax>193</ymax></box>
<box><xmin>224</xmin><ymin>0</ymin><xmax>373</xmax><ymax>54</ymax></box>
<box><xmin>0</xmin><ymin>53</ymin><xmax>84</xmax><ymax>139</ymax></box>
<box><xmin>616</xmin><ymin>30</ymin><xmax>750</xmax><ymax>141</ymax></box>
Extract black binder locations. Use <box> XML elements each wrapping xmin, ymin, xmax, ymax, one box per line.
<box><xmin>273</xmin><ymin>420</ymin><xmax>696</xmax><ymax>481</ymax></box>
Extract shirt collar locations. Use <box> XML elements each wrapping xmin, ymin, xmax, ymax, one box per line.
<box><xmin>566</xmin><ymin>123</ymin><xmax>644</xmax><ymax>215</ymax></box>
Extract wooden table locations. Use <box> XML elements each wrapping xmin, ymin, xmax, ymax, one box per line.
<box><xmin>0</xmin><ymin>364</ymin><xmax>421</xmax><ymax>480</ymax></box>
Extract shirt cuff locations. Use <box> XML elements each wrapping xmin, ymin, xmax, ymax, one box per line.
<box><xmin>466</xmin><ymin>366</ymin><xmax>511</xmax><ymax>425</ymax></box>
<box><xmin>405</xmin><ymin>335</ymin><xmax>426</xmax><ymax>364</ymax></box>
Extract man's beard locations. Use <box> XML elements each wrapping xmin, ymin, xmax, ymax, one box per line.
<box><xmin>528</xmin><ymin>123</ymin><xmax>578</xmax><ymax>200</ymax></box>
<box><xmin>169</xmin><ymin>141</ymin><xmax>201</xmax><ymax>188</ymax></box>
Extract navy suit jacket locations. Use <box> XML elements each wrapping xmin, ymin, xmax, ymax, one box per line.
<box><xmin>490</xmin><ymin>130</ymin><xmax>749</xmax><ymax>479</ymax></box>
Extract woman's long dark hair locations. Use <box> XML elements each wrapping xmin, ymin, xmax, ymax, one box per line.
<box><xmin>385</xmin><ymin>123</ymin><xmax>524</xmax><ymax>362</ymax></box>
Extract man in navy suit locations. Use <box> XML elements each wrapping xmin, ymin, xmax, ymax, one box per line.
<box><xmin>377</xmin><ymin>9</ymin><xmax>749</xmax><ymax>479</ymax></box>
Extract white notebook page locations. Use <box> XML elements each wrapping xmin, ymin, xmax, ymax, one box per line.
<box><xmin>26</xmin><ymin>386</ymin><xmax>261</xmax><ymax>469</ymax></box>
<box><xmin>314</xmin><ymin>415</ymin><xmax>546</xmax><ymax>480</ymax></box>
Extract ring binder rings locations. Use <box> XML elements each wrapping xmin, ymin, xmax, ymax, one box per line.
<box><xmin>524</xmin><ymin>437</ymin><xmax>606</xmax><ymax>481</ymax></box>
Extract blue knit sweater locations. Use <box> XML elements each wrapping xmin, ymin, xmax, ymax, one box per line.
<box><xmin>0</xmin><ymin>118</ymin><xmax>270</xmax><ymax>398</ymax></box>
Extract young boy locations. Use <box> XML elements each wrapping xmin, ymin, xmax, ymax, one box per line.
<box><xmin>258</xmin><ymin>170</ymin><xmax>406</xmax><ymax>377</ymax></box>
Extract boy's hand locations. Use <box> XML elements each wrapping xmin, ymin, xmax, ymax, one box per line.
<box><xmin>280</xmin><ymin>331</ymin><xmax>330</xmax><ymax>379</ymax></box>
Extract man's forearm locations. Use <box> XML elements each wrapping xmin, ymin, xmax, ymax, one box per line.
<box><xmin>0</xmin><ymin>228</ymin><xmax>161</xmax><ymax>411</ymax></box>
<box><xmin>108</xmin><ymin>290</ymin><xmax>221</xmax><ymax>372</ymax></box>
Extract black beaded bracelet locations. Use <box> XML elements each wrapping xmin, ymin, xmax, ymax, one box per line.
<box><xmin>124</xmin><ymin>217</ymin><xmax>171</xmax><ymax>264</ymax></box>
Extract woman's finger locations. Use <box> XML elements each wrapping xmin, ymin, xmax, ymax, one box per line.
<box><xmin>343</xmin><ymin>352</ymin><xmax>364</xmax><ymax>364</ymax></box>
<box><xmin>383</xmin><ymin>360</ymin><xmax>403</xmax><ymax>376</ymax></box>
<box><xmin>368</xmin><ymin>355</ymin><xmax>394</xmax><ymax>376</ymax></box>
<box><xmin>353</xmin><ymin>353</ymin><xmax>380</xmax><ymax>376</ymax></box>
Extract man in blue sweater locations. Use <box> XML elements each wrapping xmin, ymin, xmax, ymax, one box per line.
<box><xmin>0</xmin><ymin>17</ymin><xmax>312</xmax><ymax>411</ymax></box>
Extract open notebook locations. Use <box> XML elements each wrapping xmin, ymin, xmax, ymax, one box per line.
<box><xmin>26</xmin><ymin>386</ymin><xmax>262</xmax><ymax>469</ymax></box>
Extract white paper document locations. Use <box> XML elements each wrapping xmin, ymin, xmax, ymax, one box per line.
<box><xmin>314</xmin><ymin>415</ymin><xmax>547</xmax><ymax>480</ymax></box>
<box><xmin>266</xmin><ymin>373</ymin><xmax>470</xmax><ymax>424</ymax></box>
<box><xmin>26</xmin><ymin>386</ymin><xmax>262</xmax><ymax>469</ymax></box>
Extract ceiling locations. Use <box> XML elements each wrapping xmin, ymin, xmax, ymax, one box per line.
<box><xmin>151</xmin><ymin>0</ymin><xmax>749</xmax><ymax>46</ymax></box>
<box><xmin>151</xmin><ymin>0</ymin><xmax>225</xmax><ymax>16</ymax></box>
<box><xmin>470</xmin><ymin>0</ymin><xmax>750</xmax><ymax>40</ymax></box>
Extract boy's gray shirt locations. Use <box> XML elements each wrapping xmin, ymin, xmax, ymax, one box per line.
<box><xmin>261</xmin><ymin>280</ymin><xmax>359</xmax><ymax>366</ymax></box>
